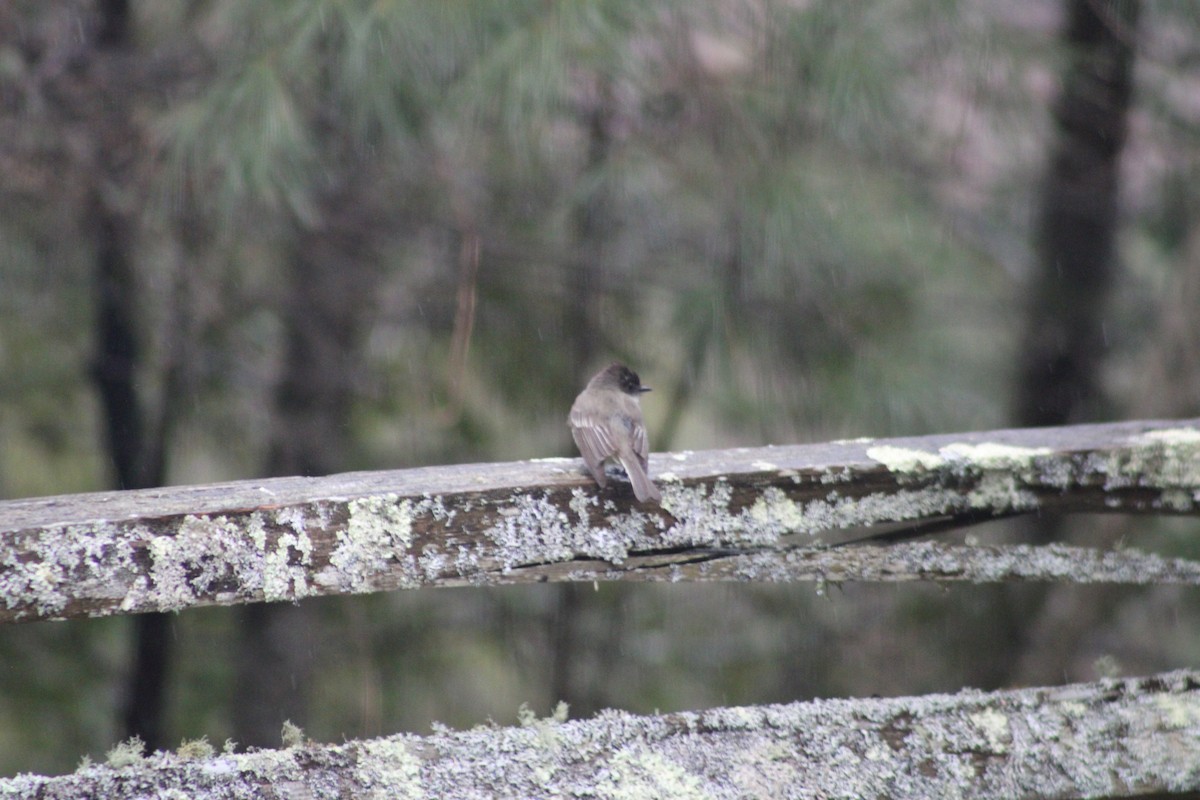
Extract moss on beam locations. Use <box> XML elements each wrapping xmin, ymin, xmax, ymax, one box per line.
<box><xmin>1</xmin><ymin>419</ymin><xmax>1198</xmax><ymax>623</ymax></box>
<box><xmin>3</xmin><ymin>670</ymin><xmax>1198</xmax><ymax>799</ymax></box>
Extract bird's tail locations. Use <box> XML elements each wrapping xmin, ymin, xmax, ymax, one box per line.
<box><xmin>621</xmin><ymin>455</ymin><xmax>661</xmax><ymax>504</ymax></box>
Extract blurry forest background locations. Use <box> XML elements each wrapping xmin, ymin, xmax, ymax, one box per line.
<box><xmin>2</xmin><ymin>0</ymin><xmax>1199</xmax><ymax>778</ymax></box>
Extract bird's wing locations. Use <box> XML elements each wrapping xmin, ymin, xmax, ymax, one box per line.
<box><xmin>631</xmin><ymin>418</ymin><xmax>650</xmax><ymax>472</ymax></box>
<box><xmin>569</xmin><ymin>412</ymin><xmax>616</xmax><ymax>485</ymax></box>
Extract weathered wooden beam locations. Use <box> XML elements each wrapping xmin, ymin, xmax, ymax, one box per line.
<box><xmin>3</xmin><ymin>670</ymin><xmax>1198</xmax><ymax>799</ymax></box>
<box><xmin>537</xmin><ymin>540</ymin><xmax>1200</xmax><ymax>588</ymax></box>
<box><xmin>1</xmin><ymin>419</ymin><xmax>1198</xmax><ymax>623</ymax></box>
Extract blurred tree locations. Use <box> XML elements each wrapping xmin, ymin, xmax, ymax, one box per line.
<box><xmin>3</xmin><ymin>0</ymin><xmax>1200</xmax><ymax>779</ymax></box>
<box><xmin>163</xmin><ymin>3</ymin><xmax>431</xmax><ymax>747</ymax></box>
<box><xmin>0</xmin><ymin>0</ymin><xmax>192</xmax><ymax>754</ymax></box>
<box><xmin>1001</xmin><ymin>0</ymin><xmax>1139</xmax><ymax>688</ymax></box>
<box><xmin>1014</xmin><ymin>0</ymin><xmax>1138</xmax><ymax>434</ymax></box>
<box><xmin>233</xmin><ymin>181</ymin><xmax>392</xmax><ymax>747</ymax></box>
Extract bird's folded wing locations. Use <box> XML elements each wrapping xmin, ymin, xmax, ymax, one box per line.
<box><xmin>569</xmin><ymin>413</ymin><xmax>616</xmax><ymax>481</ymax></box>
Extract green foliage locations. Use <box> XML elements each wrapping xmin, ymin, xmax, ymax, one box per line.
<box><xmin>3</xmin><ymin>0</ymin><xmax>1200</xmax><ymax>782</ymax></box>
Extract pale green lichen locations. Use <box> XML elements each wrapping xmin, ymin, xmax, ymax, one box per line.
<box><xmin>94</xmin><ymin>505</ymin><xmax>322</xmax><ymax>613</ymax></box>
<box><xmin>417</xmin><ymin>550</ymin><xmax>449</xmax><ymax>582</ymax></box>
<box><xmin>245</xmin><ymin>512</ymin><xmax>268</xmax><ymax>550</ymax></box>
<box><xmin>7</xmin><ymin>424</ymin><xmax>1199</xmax><ymax>626</ymax></box>
<box><xmin>670</xmin><ymin>480</ymin><xmax>977</xmax><ymax>548</ymax></box>
<box><xmin>1059</xmin><ymin>701</ymin><xmax>1088</xmax><ymax>718</ymax></box>
<box><xmin>485</xmin><ymin>492</ymin><xmax>634</xmax><ymax>567</ymax></box>
<box><xmin>516</xmin><ymin>702</ymin><xmax>570</xmax><ymax>750</ymax></box>
<box><xmin>232</xmin><ymin>748</ymin><xmax>304</xmax><ymax>784</ymax></box>
<box><xmin>1158</xmin><ymin>489</ymin><xmax>1195</xmax><ymax>512</ymax></box>
<box><xmin>863</xmin><ymin>743</ymin><xmax>891</xmax><ymax>762</ymax></box>
<box><xmin>939</xmin><ymin>443</ymin><xmax>1051</xmax><ymax>471</ymax></box>
<box><xmin>4</xmin><ymin>670</ymin><xmax>1199</xmax><ymax>798</ymax></box>
<box><xmin>568</xmin><ymin>488</ymin><xmax>600</xmax><ymax>523</ymax></box>
<box><xmin>1153</xmin><ymin>693</ymin><xmax>1200</xmax><ymax>730</ymax></box>
<box><xmin>964</xmin><ymin>472</ymin><xmax>1041</xmax><ymax>513</ymax></box>
<box><xmin>1078</xmin><ymin>428</ymin><xmax>1200</xmax><ymax>493</ymax></box>
<box><xmin>105</xmin><ymin>736</ymin><xmax>145</xmax><ymax>768</ymax></box>
<box><xmin>969</xmin><ymin>709</ymin><xmax>1010</xmax><ymax>753</ymax></box>
<box><xmin>596</xmin><ymin>748</ymin><xmax>706</xmax><ymax>800</ymax></box>
<box><xmin>1092</xmin><ymin>655</ymin><xmax>1122</xmax><ymax>679</ymax></box>
<box><xmin>1033</xmin><ymin>456</ymin><xmax>1077</xmax><ymax>490</ymax></box>
<box><xmin>177</xmin><ymin>737</ymin><xmax>215</xmax><ymax>761</ymax></box>
<box><xmin>1141</xmin><ymin>428</ymin><xmax>1200</xmax><ymax>445</ymax></box>
<box><xmin>262</xmin><ymin>530</ymin><xmax>314</xmax><ymax>601</ymax></box>
<box><xmin>661</xmin><ymin>481</ymin><xmax>741</xmax><ymax>546</ymax></box>
<box><xmin>0</xmin><ymin>521</ymin><xmax>134</xmax><ymax>619</ymax></box>
<box><xmin>281</xmin><ymin>720</ymin><xmax>306</xmax><ymax>748</ymax></box>
<box><xmin>1128</xmin><ymin>429</ymin><xmax>1200</xmax><ymax>487</ymax></box>
<box><xmin>329</xmin><ymin>495</ymin><xmax>419</xmax><ymax>591</ymax></box>
<box><xmin>867</xmin><ymin>445</ymin><xmax>946</xmax><ymax>473</ymax></box>
<box><xmin>747</xmin><ymin>488</ymin><xmax>809</xmax><ymax>537</ymax></box>
<box><xmin>348</xmin><ymin>495</ymin><xmax>415</xmax><ymax>550</ymax></box>
<box><xmin>143</xmin><ymin>526</ymin><xmax>204</xmax><ymax>605</ymax></box>
<box><xmin>702</xmin><ymin>706</ymin><xmax>761</xmax><ymax>730</ymax></box>
<box><xmin>138</xmin><ymin>514</ymin><xmax>264</xmax><ymax>611</ymax></box>
<box><xmin>356</xmin><ymin>739</ymin><xmax>422</xmax><ymax>799</ymax></box>
<box><xmin>806</xmin><ymin>487</ymin><xmax>960</xmax><ymax>533</ymax></box>
<box><xmin>864</xmin><ymin>440</ymin><xmax>1053</xmax><ymax>522</ymax></box>
<box><xmin>818</xmin><ymin>467</ymin><xmax>852</xmax><ymax>484</ymax></box>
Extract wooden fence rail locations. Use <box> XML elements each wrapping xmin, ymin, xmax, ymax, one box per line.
<box><xmin>2</xmin><ymin>671</ymin><xmax>1198</xmax><ymax>799</ymax></box>
<box><xmin>1</xmin><ymin>418</ymin><xmax>1197</xmax><ymax>624</ymax></box>
<box><xmin>1</xmin><ymin>418</ymin><xmax>1199</xmax><ymax>797</ymax></box>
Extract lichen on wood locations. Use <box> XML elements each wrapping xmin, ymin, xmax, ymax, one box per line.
<box><xmin>2</xmin><ymin>670</ymin><xmax>1197</xmax><ymax>799</ymax></box>
<box><xmin>0</xmin><ymin>419</ymin><xmax>1197</xmax><ymax>623</ymax></box>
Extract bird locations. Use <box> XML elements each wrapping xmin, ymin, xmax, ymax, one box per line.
<box><xmin>568</xmin><ymin>362</ymin><xmax>661</xmax><ymax>503</ymax></box>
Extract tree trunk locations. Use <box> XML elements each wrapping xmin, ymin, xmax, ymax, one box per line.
<box><xmin>84</xmin><ymin>0</ymin><xmax>176</xmax><ymax>756</ymax></box>
<box><xmin>1002</xmin><ymin>0</ymin><xmax>1139</xmax><ymax>687</ymax></box>
<box><xmin>233</xmin><ymin>185</ymin><xmax>383</xmax><ymax>748</ymax></box>
<box><xmin>1014</xmin><ymin>0</ymin><xmax>1138</xmax><ymax>430</ymax></box>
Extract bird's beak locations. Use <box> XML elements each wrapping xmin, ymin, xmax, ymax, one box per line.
<box><xmin>639</xmin><ymin>386</ymin><xmax>652</xmax><ymax>393</ymax></box>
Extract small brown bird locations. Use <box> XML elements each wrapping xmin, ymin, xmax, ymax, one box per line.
<box><xmin>568</xmin><ymin>362</ymin><xmax>661</xmax><ymax>503</ymax></box>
